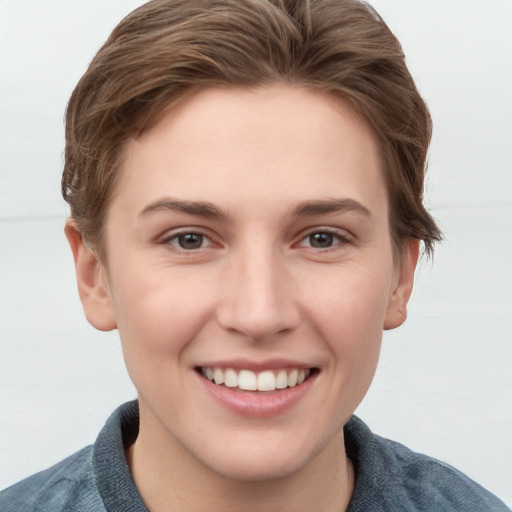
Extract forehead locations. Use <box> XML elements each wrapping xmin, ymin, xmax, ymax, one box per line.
<box><xmin>114</xmin><ymin>85</ymin><xmax>386</xmax><ymax>219</ymax></box>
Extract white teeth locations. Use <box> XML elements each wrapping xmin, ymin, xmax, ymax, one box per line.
<box><xmin>213</xmin><ymin>368</ymin><xmax>224</xmax><ymax>385</ymax></box>
<box><xmin>224</xmin><ymin>369</ymin><xmax>238</xmax><ymax>388</ymax></box>
<box><xmin>201</xmin><ymin>367</ymin><xmax>312</xmax><ymax>391</ymax></box>
<box><xmin>287</xmin><ymin>369</ymin><xmax>298</xmax><ymax>387</ymax></box>
<box><xmin>239</xmin><ymin>370</ymin><xmax>257</xmax><ymax>391</ymax></box>
<box><xmin>257</xmin><ymin>370</ymin><xmax>276</xmax><ymax>391</ymax></box>
<box><xmin>276</xmin><ymin>370</ymin><xmax>288</xmax><ymax>389</ymax></box>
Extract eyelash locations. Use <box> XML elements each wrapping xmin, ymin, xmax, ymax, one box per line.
<box><xmin>160</xmin><ymin>227</ymin><xmax>352</xmax><ymax>253</ymax></box>
<box><xmin>161</xmin><ymin>231</ymin><xmax>215</xmax><ymax>251</ymax></box>
<box><xmin>296</xmin><ymin>228</ymin><xmax>352</xmax><ymax>250</ymax></box>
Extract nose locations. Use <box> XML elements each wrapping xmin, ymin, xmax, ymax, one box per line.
<box><xmin>217</xmin><ymin>245</ymin><xmax>301</xmax><ymax>341</ymax></box>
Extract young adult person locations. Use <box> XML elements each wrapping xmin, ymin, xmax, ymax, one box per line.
<box><xmin>0</xmin><ymin>0</ymin><xmax>508</xmax><ymax>510</ymax></box>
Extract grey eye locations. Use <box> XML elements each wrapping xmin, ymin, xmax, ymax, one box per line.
<box><xmin>308</xmin><ymin>232</ymin><xmax>335</xmax><ymax>248</ymax></box>
<box><xmin>176</xmin><ymin>233</ymin><xmax>204</xmax><ymax>250</ymax></box>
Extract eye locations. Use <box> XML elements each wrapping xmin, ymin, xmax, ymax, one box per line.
<box><xmin>307</xmin><ymin>232</ymin><xmax>336</xmax><ymax>248</ymax></box>
<box><xmin>166</xmin><ymin>232</ymin><xmax>212</xmax><ymax>251</ymax></box>
<box><xmin>298</xmin><ymin>230</ymin><xmax>349</xmax><ymax>249</ymax></box>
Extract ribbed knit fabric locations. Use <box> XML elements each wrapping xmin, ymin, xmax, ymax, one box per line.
<box><xmin>1</xmin><ymin>401</ymin><xmax>509</xmax><ymax>511</ymax></box>
<box><xmin>0</xmin><ymin>401</ymin><xmax>145</xmax><ymax>512</ymax></box>
<box><xmin>345</xmin><ymin>416</ymin><xmax>509</xmax><ymax>511</ymax></box>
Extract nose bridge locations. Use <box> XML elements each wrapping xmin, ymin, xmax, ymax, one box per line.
<box><xmin>217</xmin><ymin>239</ymin><xmax>299</xmax><ymax>340</ymax></box>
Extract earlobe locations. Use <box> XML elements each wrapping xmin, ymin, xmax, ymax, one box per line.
<box><xmin>383</xmin><ymin>240</ymin><xmax>419</xmax><ymax>330</ymax></box>
<box><xmin>64</xmin><ymin>220</ymin><xmax>117</xmax><ymax>332</ymax></box>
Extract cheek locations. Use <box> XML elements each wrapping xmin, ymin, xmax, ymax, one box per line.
<box><xmin>312</xmin><ymin>281</ymin><xmax>387</xmax><ymax>420</ymax></box>
<box><xmin>109</xmin><ymin>269</ymin><xmax>216</xmax><ymax>365</ymax></box>
<box><xmin>306</xmin><ymin>264</ymin><xmax>392</xmax><ymax>376</ymax></box>
<box><xmin>311</xmin><ymin>266</ymin><xmax>392</xmax><ymax>336</ymax></box>
<box><xmin>109</xmin><ymin>273</ymin><xmax>218</xmax><ymax>418</ymax></box>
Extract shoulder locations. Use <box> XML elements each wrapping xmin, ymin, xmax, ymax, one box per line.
<box><xmin>383</xmin><ymin>438</ymin><xmax>508</xmax><ymax>511</ymax></box>
<box><xmin>0</xmin><ymin>446</ymin><xmax>106</xmax><ymax>512</ymax></box>
<box><xmin>346</xmin><ymin>416</ymin><xmax>509</xmax><ymax>511</ymax></box>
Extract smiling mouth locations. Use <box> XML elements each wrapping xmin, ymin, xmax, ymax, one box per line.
<box><xmin>197</xmin><ymin>367</ymin><xmax>318</xmax><ymax>392</ymax></box>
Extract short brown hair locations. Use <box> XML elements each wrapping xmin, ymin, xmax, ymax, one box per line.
<box><xmin>62</xmin><ymin>0</ymin><xmax>442</xmax><ymax>258</ymax></box>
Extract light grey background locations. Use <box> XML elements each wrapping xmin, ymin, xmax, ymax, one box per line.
<box><xmin>1</xmin><ymin>0</ymin><xmax>511</xmax><ymax>506</ymax></box>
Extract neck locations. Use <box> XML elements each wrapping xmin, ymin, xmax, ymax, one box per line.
<box><xmin>126</xmin><ymin>416</ymin><xmax>354</xmax><ymax>512</ymax></box>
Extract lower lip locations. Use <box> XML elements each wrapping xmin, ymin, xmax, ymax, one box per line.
<box><xmin>197</xmin><ymin>371</ymin><xmax>317</xmax><ymax>418</ymax></box>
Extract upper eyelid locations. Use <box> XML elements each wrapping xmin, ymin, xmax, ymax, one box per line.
<box><xmin>159</xmin><ymin>226</ymin><xmax>214</xmax><ymax>241</ymax></box>
<box><xmin>294</xmin><ymin>227</ymin><xmax>353</xmax><ymax>249</ymax></box>
<box><xmin>157</xmin><ymin>228</ymin><xmax>212</xmax><ymax>249</ymax></box>
<box><xmin>161</xmin><ymin>231</ymin><xmax>217</xmax><ymax>253</ymax></box>
<box><xmin>156</xmin><ymin>225</ymin><xmax>352</xmax><ymax>246</ymax></box>
<box><xmin>297</xmin><ymin>226</ymin><xmax>352</xmax><ymax>240</ymax></box>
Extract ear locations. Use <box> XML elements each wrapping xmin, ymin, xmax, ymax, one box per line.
<box><xmin>64</xmin><ymin>220</ymin><xmax>117</xmax><ymax>331</ymax></box>
<box><xmin>384</xmin><ymin>240</ymin><xmax>419</xmax><ymax>330</ymax></box>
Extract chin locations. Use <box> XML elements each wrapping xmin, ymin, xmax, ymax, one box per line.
<box><xmin>194</xmin><ymin>431</ymin><xmax>328</xmax><ymax>483</ymax></box>
<box><xmin>206</xmin><ymin>453</ymin><xmax>307</xmax><ymax>483</ymax></box>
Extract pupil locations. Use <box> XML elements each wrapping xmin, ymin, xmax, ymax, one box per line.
<box><xmin>310</xmin><ymin>232</ymin><xmax>333</xmax><ymax>248</ymax></box>
<box><xmin>178</xmin><ymin>233</ymin><xmax>203</xmax><ymax>249</ymax></box>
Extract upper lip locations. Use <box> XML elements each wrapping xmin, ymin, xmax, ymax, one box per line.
<box><xmin>196</xmin><ymin>358</ymin><xmax>316</xmax><ymax>372</ymax></box>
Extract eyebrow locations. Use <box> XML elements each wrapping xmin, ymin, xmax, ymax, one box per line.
<box><xmin>139</xmin><ymin>198</ymin><xmax>228</xmax><ymax>220</ymax></box>
<box><xmin>292</xmin><ymin>198</ymin><xmax>371</xmax><ymax>217</ymax></box>
<box><xmin>139</xmin><ymin>197</ymin><xmax>371</xmax><ymax>221</ymax></box>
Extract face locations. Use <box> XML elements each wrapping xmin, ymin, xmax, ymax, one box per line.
<box><xmin>68</xmin><ymin>85</ymin><xmax>416</xmax><ymax>482</ymax></box>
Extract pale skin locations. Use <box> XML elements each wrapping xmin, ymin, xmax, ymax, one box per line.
<box><xmin>66</xmin><ymin>85</ymin><xmax>418</xmax><ymax>512</ymax></box>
